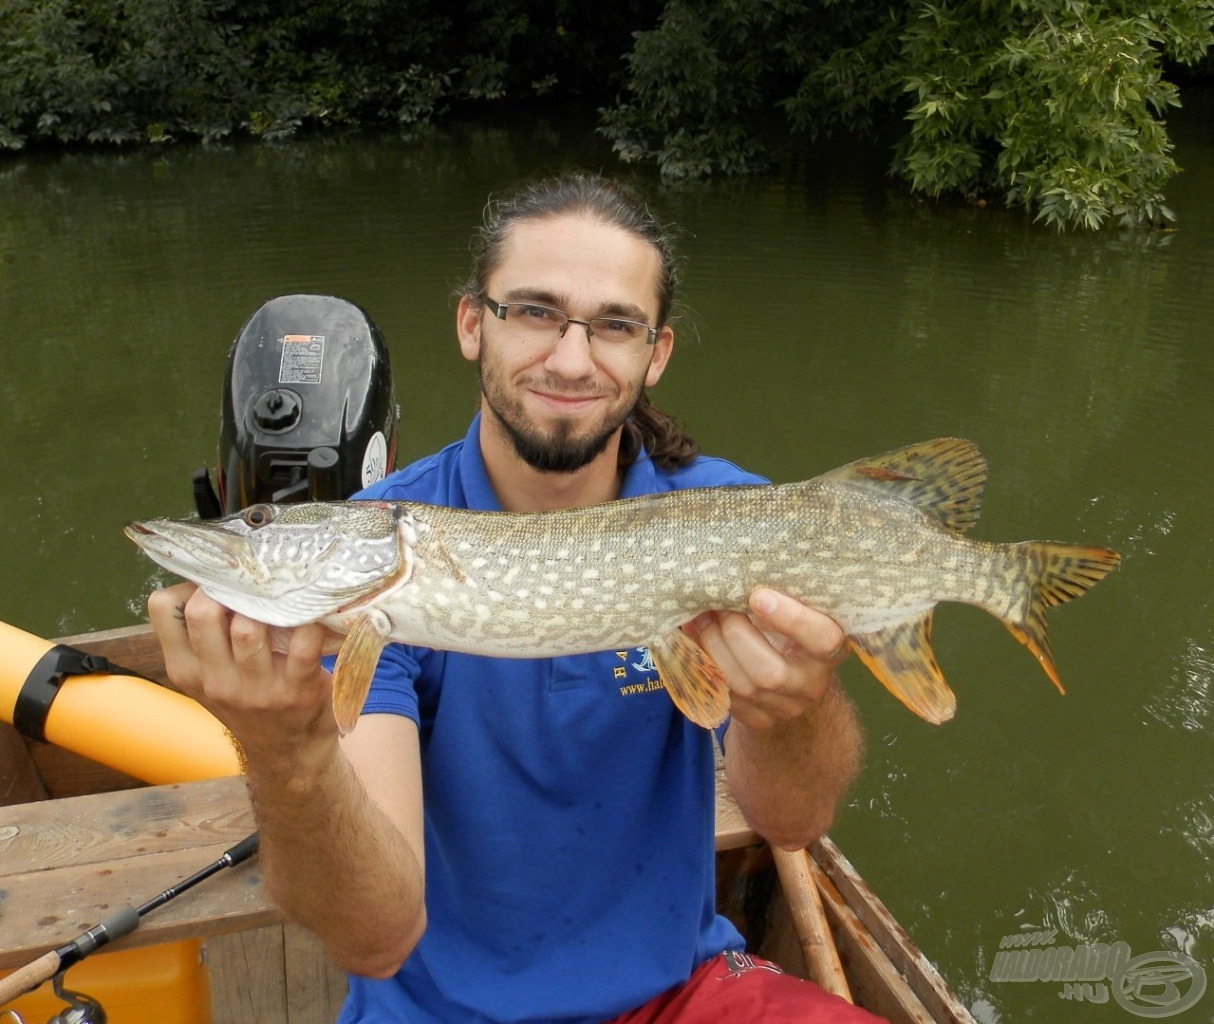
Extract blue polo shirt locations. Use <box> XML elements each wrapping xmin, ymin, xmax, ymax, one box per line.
<box><xmin>338</xmin><ymin>415</ymin><xmax>766</xmax><ymax>1024</ymax></box>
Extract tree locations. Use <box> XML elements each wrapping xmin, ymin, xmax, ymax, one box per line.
<box><xmin>3</xmin><ymin>1</ymin><xmax>1211</xmax><ymax>230</ymax></box>
<box><xmin>598</xmin><ymin>0</ymin><xmax>1214</xmax><ymax>229</ymax></box>
<box><xmin>0</xmin><ymin>0</ymin><xmax>652</xmax><ymax>147</ymax></box>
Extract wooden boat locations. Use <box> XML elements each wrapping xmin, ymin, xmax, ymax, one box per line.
<box><xmin>0</xmin><ymin>624</ymin><xmax>976</xmax><ymax>1024</ymax></box>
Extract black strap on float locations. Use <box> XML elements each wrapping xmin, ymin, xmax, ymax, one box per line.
<box><xmin>12</xmin><ymin>645</ymin><xmax>146</xmax><ymax>743</ymax></box>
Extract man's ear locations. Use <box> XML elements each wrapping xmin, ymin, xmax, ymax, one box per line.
<box><xmin>456</xmin><ymin>294</ymin><xmax>482</xmax><ymax>362</ymax></box>
<box><xmin>644</xmin><ymin>324</ymin><xmax>675</xmax><ymax>388</ymax></box>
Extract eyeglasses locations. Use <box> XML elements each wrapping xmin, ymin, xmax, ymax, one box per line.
<box><xmin>483</xmin><ymin>297</ymin><xmax>659</xmax><ymax>349</ymax></box>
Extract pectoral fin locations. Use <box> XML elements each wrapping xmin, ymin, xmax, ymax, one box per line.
<box><xmin>331</xmin><ymin>612</ymin><xmax>391</xmax><ymax>735</ymax></box>
<box><xmin>848</xmin><ymin>610</ymin><xmax>957</xmax><ymax>724</ymax></box>
<box><xmin>650</xmin><ymin>629</ymin><xmax>731</xmax><ymax>729</ymax></box>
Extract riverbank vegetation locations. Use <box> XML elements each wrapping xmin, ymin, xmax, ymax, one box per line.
<box><xmin>2</xmin><ymin>0</ymin><xmax>1211</xmax><ymax>230</ymax></box>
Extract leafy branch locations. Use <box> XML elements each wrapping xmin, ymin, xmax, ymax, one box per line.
<box><xmin>600</xmin><ymin>0</ymin><xmax>1214</xmax><ymax>229</ymax></box>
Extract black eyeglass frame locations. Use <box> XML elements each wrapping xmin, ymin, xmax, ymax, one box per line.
<box><xmin>483</xmin><ymin>297</ymin><xmax>659</xmax><ymax>346</ymax></box>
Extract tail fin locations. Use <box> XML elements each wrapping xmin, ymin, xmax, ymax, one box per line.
<box><xmin>1004</xmin><ymin>542</ymin><xmax>1121</xmax><ymax>692</ymax></box>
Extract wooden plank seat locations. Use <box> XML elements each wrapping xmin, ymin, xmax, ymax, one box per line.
<box><xmin>0</xmin><ymin>774</ymin><xmax>262</xmax><ymax>969</ymax></box>
<box><xmin>0</xmin><ymin>766</ymin><xmax>757</xmax><ymax>970</ymax></box>
<box><xmin>0</xmin><ymin>770</ymin><xmax>969</xmax><ymax>1023</ymax></box>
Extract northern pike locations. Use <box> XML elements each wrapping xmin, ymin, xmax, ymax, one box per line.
<box><xmin>126</xmin><ymin>438</ymin><xmax>1119</xmax><ymax>733</ymax></box>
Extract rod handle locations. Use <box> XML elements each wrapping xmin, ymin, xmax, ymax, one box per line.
<box><xmin>224</xmin><ymin>831</ymin><xmax>260</xmax><ymax>865</ymax></box>
<box><xmin>68</xmin><ymin>905</ymin><xmax>141</xmax><ymax>959</ymax></box>
<box><xmin>0</xmin><ymin>948</ymin><xmax>61</xmax><ymax>1006</ymax></box>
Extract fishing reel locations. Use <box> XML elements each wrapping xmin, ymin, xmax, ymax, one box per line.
<box><xmin>42</xmin><ymin>974</ymin><xmax>105</xmax><ymax>1024</ymax></box>
<box><xmin>0</xmin><ymin>972</ymin><xmax>106</xmax><ymax>1024</ymax></box>
<box><xmin>193</xmin><ymin>294</ymin><xmax>400</xmax><ymax>517</ymax></box>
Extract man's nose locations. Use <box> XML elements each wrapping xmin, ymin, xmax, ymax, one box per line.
<box><xmin>544</xmin><ymin>320</ymin><xmax>596</xmax><ymax>376</ymax></box>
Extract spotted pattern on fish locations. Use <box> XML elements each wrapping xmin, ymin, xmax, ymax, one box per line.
<box><xmin>127</xmin><ymin>438</ymin><xmax>1120</xmax><ymax>729</ymax></box>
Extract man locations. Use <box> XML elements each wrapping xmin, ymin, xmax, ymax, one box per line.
<box><xmin>150</xmin><ymin>173</ymin><xmax>878</xmax><ymax>1023</ymax></box>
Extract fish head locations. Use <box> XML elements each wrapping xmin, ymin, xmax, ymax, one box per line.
<box><xmin>126</xmin><ymin>501</ymin><xmax>406</xmax><ymax>627</ymax></box>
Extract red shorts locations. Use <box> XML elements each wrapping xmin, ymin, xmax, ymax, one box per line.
<box><xmin>603</xmin><ymin>951</ymin><xmax>890</xmax><ymax>1023</ymax></box>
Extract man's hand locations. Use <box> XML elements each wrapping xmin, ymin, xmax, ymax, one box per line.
<box><xmin>682</xmin><ymin>587</ymin><xmax>850</xmax><ymax>730</ymax></box>
<box><xmin>148</xmin><ymin>583</ymin><xmax>337</xmax><ymax>765</ymax></box>
<box><xmin>147</xmin><ymin>583</ymin><xmax>427</xmax><ymax>975</ymax></box>
<box><xmin>688</xmin><ymin>588</ymin><xmax>863</xmax><ymax>850</ymax></box>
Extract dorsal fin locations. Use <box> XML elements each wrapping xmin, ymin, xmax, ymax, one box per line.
<box><xmin>818</xmin><ymin>438</ymin><xmax>988</xmax><ymax>533</ymax></box>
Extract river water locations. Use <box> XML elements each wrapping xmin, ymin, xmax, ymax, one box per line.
<box><xmin>1</xmin><ymin>90</ymin><xmax>1211</xmax><ymax>1022</ymax></box>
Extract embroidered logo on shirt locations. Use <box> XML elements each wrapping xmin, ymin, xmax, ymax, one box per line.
<box><xmin>615</xmin><ymin>647</ymin><xmax>665</xmax><ymax>697</ymax></box>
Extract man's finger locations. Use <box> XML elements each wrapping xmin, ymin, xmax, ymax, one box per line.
<box><xmin>748</xmin><ymin>588</ymin><xmax>848</xmax><ymax>664</ymax></box>
<box><xmin>147</xmin><ymin>584</ymin><xmax>206</xmax><ymax>690</ymax></box>
<box><xmin>284</xmin><ymin>622</ymin><xmax>331</xmax><ymax>676</ymax></box>
<box><xmin>180</xmin><ymin>590</ymin><xmax>240</xmax><ymax>676</ymax></box>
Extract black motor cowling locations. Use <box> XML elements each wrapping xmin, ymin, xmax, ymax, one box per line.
<box><xmin>194</xmin><ymin>294</ymin><xmax>399</xmax><ymax>516</ymax></box>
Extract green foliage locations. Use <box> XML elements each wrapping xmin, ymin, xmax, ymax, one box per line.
<box><xmin>3</xmin><ymin>0</ymin><xmax>1211</xmax><ymax>230</ymax></box>
<box><xmin>896</xmin><ymin>1</ymin><xmax>1206</xmax><ymax>228</ymax></box>
<box><xmin>0</xmin><ymin>0</ymin><xmax>653</xmax><ymax>150</ymax></box>
<box><xmin>598</xmin><ymin>0</ymin><xmax>778</xmax><ymax>177</ymax></box>
<box><xmin>598</xmin><ymin>0</ymin><xmax>905</xmax><ymax>177</ymax></box>
<box><xmin>601</xmin><ymin>0</ymin><xmax>1214</xmax><ymax>229</ymax></box>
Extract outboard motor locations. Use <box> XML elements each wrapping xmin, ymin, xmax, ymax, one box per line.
<box><xmin>194</xmin><ymin>294</ymin><xmax>399</xmax><ymax>516</ymax></box>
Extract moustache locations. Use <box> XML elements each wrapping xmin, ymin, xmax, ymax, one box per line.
<box><xmin>518</xmin><ymin>375</ymin><xmax>617</xmax><ymax>399</ymax></box>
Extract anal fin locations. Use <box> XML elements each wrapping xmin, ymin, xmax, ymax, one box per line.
<box><xmin>849</xmin><ymin>610</ymin><xmax>957</xmax><ymax>725</ymax></box>
<box><xmin>331</xmin><ymin>612</ymin><xmax>391</xmax><ymax>736</ymax></box>
<box><xmin>650</xmin><ymin>629</ymin><xmax>731</xmax><ymax>729</ymax></box>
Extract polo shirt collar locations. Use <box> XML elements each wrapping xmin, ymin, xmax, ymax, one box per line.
<box><xmin>456</xmin><ymin>413</ymin><xmax>502</xmax><ymax>512</ymax></box>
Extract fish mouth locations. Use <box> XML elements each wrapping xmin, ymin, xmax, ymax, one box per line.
<box><xmin>125</xmin><ymin>520</ymin><xmax>245</xmax><ymax>575</ymax></box>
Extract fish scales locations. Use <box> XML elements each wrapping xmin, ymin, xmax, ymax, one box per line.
<box><xmin>398</xmin><ymin>482</ymin><xmax>988</xmax><ymax>656</ymax></box>
<box><xmin>127</xmin><ymin>438</ymin><xmax>1120</xmax><ymax>728</ymax></box>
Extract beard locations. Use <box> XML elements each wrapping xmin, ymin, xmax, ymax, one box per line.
<box><xmin>478</xmin><ymin>357</ymin><xmax>645</xmax><ymax>474</ymax></box>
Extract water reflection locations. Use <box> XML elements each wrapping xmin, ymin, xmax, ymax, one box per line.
<box><xmin>1147</xmin><ymin>640</ymin><xmax>1214</xmax><ymax>733</ymax></box>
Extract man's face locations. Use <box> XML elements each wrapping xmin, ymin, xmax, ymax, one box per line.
<box><xmin>458</xmin><ymin>213</ymin><xmax>674</xmax><ymax>473</ymax></box>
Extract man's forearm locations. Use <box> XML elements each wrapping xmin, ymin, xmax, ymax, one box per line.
<box><xmin>149</xmin><ymin>575</ymin><xmax>427</xmax><ymax>978</ymax></box>
<box><xmin>723</xmin><ymin>676</ymin><xmax>863</xmax><ymax>850</ymax></box>
<box><xmin>247</xmin><ymin>745</ymin><xmax>426</xmax><ymax>978</ymax></box>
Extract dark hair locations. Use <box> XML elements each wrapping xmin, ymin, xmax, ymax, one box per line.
<box><xmin>463</xmin><ymin>172</ymin><xmax>699</xmax><ymax>470</ymax></box>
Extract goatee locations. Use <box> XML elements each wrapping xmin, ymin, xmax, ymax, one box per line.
<box><xmin>479</xmin><ymin>367</ymin><xmax>642</xmax><ymax>474</ymax></box>
<box><xmin>497</xmin><ymin>412</ymin><xmax>622</xmax><ymax>473</ymax></box>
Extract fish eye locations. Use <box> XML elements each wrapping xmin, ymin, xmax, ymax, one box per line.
<box><xmin>243</xmin><ymin>504</ymin><xmax>276</xmax><ymax>528</ymax></box>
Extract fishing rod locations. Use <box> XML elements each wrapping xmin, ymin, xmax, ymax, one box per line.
<box><xmin>0</xmin><ymin>831</ymin><xmax>259</xmax><ymax>1010</ymax></box>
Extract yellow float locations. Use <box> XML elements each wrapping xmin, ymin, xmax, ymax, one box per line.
<box><xmin>0</xmin><ymin>620</ymin><xmax>239</xmax><ymax>784</ymax></box>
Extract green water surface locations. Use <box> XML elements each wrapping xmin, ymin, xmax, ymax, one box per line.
<box><xmin>2</xmin><ymin>95</ymin><xmax>1212</xmax><ymax>1022</ymax></box>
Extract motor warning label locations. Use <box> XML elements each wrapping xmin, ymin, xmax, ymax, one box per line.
<box><xmin>279</xmin><ymin>335</ymin><xmax>325</xmax><ymax>384</ymax></box>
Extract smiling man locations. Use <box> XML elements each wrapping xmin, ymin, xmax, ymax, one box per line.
<box><xmin>149</xmin><ymin>173</ymin><xmax>879</xmax><ymax>1024</ymax></box>
<box><xmin>460</xmin><ymin>201</ymin><xmax>674</xmax><ymax>506</ymax></box>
